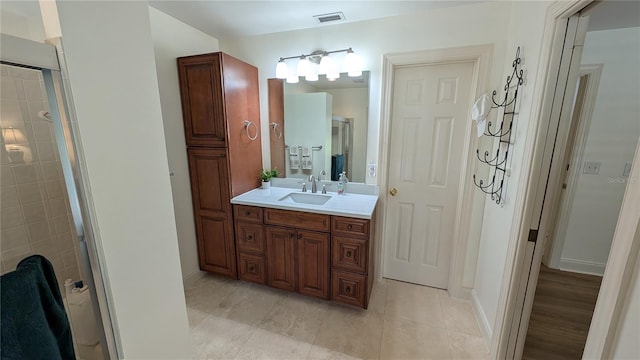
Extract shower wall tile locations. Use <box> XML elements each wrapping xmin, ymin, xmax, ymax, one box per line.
<box><xmin>1</xmin><ymin>186</ymin><xmax>20</xmax><ymax>208</ymax></box>
<box><xmin>1</xmin><ymin>207</ymin><xmax>24</xmax><ymax>228</ymax></box>
<box><xmin>41</xmin><ymin>162</ymin><xmax>61</xmax><ymax>181</ymax></box>
<box><xmin>1</xmin><ymin>244</ymin><xmax>32</xmax><ymax>269</ymax></box>
<box><xmin>36</xmin><ymin>141</ymin><xmax>56</xmax><ymax>161</ymax></box>
<box><xmin>22</xmin><ymin>80</ymin><xmax>45</xmax><ymax>101</ymax></box>
<box><xmin>17</xmin><ymin>182</ymin><xmax>43</xmax><ymax>204</ymax></box>
<box><xmin>61</xmin><ymin>248</ymin><xmax>77</xmax><ymax>269</ymax></box>
<box><xmin>52</xmin><ymin>214</ymin><xmax>71</xmax><ymax>235</ymax></box>
<box><xmin>23</xmin><ymin>202</ymin><xmax>48</xmax><ymax>224</ymax></box>
<box><xmin>1</xmin><ymin>225</ymin><xmax>29</xmax><ymax>251</ymax></box>
<box><xmin>27</xmin><ymin>221</ymin><xmax>53</xmax><ymax>242</ymax></box>
<box><xmin>1</xmin><ymin>166</ymin><xmax>14</xmax><ymax>187</ymax></box>
<box><xmin>49</xmin><ymin>197</ymin><xmax>69</xmax><ymax>216</ymax></box>
<box><xmin>12</xmin><ymin>165</ymin><xmax>38</xmax><ymax>184</ymax></box>
<box><xmin>45</xmin><ymin>180</ymin><xmax>65</xmax><ymax>199</ymax></box>
<box><xmin>1</xmin><ymin>100</ymin><xmax>22</xmax><ymax>120</ymax></box>
<box><xmin>0</xmin><ymin>78</ymin><xmax>19</xmax><ymax>100</ymax></box>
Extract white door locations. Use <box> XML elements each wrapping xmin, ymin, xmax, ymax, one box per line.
<box><xmin>383</xmin><ymin>62</ymin><xmax>474</xmax><ymax>288</ymax></box>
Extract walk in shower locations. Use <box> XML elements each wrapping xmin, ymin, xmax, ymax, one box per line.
<box><xmin>1</xmin><ymin>34</ymin><xmax>114</xmax><ymax>359</ymax></box>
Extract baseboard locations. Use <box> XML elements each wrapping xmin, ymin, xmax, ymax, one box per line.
<box><xmin>559</xmin><ymin>258</ymin><xmax>605</xmax><ymax>276</ymax></box>
<box><xmin>471</xmin><ymin>289</ymin><xmax>492</xmax><ymax>348</ymax></box>
<box><xmin>182</xmin><ymin>270</ymin><xmax>206</xmax><ymax>288</ymax></box>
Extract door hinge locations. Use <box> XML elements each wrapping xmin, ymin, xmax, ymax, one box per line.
<box><xmin>528</xmin><ymin>229</ymin><xmax>538</xmax><ymax>243</ymax></box>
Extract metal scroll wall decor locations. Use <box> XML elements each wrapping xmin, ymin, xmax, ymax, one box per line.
<box><xmin>473</xmin><ymin>47</ymin><xmax>524</xmax><ymax>205</ymax></box>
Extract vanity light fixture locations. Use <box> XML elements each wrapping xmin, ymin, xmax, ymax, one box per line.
<box><xmin>275</xmin><ymin>48</ymin><xmax>363</xmax><ymax>83</ymax></box>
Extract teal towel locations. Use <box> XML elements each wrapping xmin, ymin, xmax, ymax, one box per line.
<box><xmin>1</xmin><ymin>255</ymin><xmax>76</xmax><ymax>360</ymax></box>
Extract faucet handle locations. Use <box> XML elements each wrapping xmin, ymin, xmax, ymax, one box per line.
<box><xmin>301</xmin><ymin>182</ymin><xmax>307</xmax><ymax>192</ymax></box>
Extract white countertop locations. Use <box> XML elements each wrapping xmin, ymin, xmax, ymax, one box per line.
<box><xmin>230</xmin><ymin>186</ymin><xmax>379</xmax><ymax>219</ymax></box>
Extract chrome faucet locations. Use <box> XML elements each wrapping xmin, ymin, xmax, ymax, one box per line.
<box><xmin>309</xmin><ymin>175</ymin><xmax>317</xmax><ymax>193</ymax></box>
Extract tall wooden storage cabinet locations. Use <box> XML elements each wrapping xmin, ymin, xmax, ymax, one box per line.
<box><xmin>178</xmin><ymin>52</ymin><xmax>262</xmax><ymax>278</ymax></box>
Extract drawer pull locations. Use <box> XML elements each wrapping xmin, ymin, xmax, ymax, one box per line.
<box><xmin>247</xmin><ymin>235</ymin><xmax>253</xmax><ymax>240</ymax></box>
<box><xmin>297</xmin><ymin>233</ymin><xmax>302</xmax><ymax>240</ymax></box>
<box><xmin>245</xmin><ymin>211</ymin><xmax>251</xmax><ymax>216</ymax></box>
<box><xmin>346</xmin><ymin>251</ymin><xmax>352</xmax><ymax>258</ymax></box>
<box><xmin>345</xmin><ymin>286</ymin><xmax>351</xmax><ymax>294</ymax></box>
<box><xmin>249</xmin><ymin>265</ymin><xmax>255</xmax><ymax>272</ymax></box>
<box><xmin>347</xmin><ymin>224</ymin><xmax>353</xmax><ymax>230</ymax></box>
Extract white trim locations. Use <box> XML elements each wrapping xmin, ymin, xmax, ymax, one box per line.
<box><xmin>491</xmin><ymin>1</ymin><xmax>593</xmax><ymax>358</ymax></box>
<box><xmin>494</xmin><ymin>1</ymin><xmax>640</xmax><ymax>360</ymax></box>
<box><xmin>471</xmin><ymin>289</ymin><xmax>493</xmax><ymax>348</ymax></box>
<box><xmin>0</xmin><ymin>34</ymin><xmax>59</xmax><ymax>70</ymax></box>
<box><xmin>559</xmin><ymin>258</ymin><xmax>606</xmax><ymax>276</ymax></box>
<box><xmin>584</xmin><ymin>140</ymin><xmax>640</xmax><ymax>359</ymax></box>
<box><xmin>546</xmin><ymin>64</ymin><xmax>603</xmax><ymax>269</ymax></box>
<box><xmin>376</xmin><ymin>44</ymin><xmax>493</xmax><ymax>299</ymax></box>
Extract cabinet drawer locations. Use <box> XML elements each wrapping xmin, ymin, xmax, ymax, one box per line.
<box><xmin>332</xmin><ymin>236</ymin><xmax>367</xmax><ymax>273</ymax></box>
<box><xmin>264</xmin><ymin>208</ymin><xmax>330</xmax><ymax>232</ymax></box>
<box><xmin>238</xmin><ymin>253</ymin><xmax>266</xmax><ymax>285</ymax></box>
<box><xmin>234</xmin><ymin>205</ymin><xmax>263</xmax><ymax>223</ymax></box>
<box><xmin>236</xmin><ymin>222</ymin><xmax>265</xmax><ymax>255</ymax></box>
<box><xmin>331</xmin><ymin>270</ymin><xmax>367</xmax><ymax>308</ymax></box>
<box><xmin>332</xmin><ymin>217</ymin><xmax>370</xmax><ymax>238</ymax></box>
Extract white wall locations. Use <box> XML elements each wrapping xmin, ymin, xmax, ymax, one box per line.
<box><xmin>52</xmin><ymin>1</ymin><xmax>191</xmax><ymax>358</ymax></box>
<box><xmin>472</xmin><ymin>0</ymin><xmax>553</xmax><ymax>340</ymax></box>
<box><xmin>558</xmin><ymin>27</ymin><xmax>640</xmax><ymax>275</ymax></box>
<box><xmin>220</xmin><ymin>1</ymin><xmax>512</xmax><ymax>185</ymax></box>
<box><xmin>0</xmin><ymin>8</ymin><xmax>45</xmax><ymax>43</ymax></box>
<box><xmin>148</xmin><ymin>6</ymin><xmax>220</xmax><ymax>283</ymax></box>
<box><xmin>284</xmin><ymin>93</ymin><xmax>332</xmax><ymax>178</ymax></box>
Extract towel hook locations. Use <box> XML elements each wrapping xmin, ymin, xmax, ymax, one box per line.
<box><xmin>243</xmin><ymin>120</ymin><xmax>258</xmax><ymax>141</ymax></box>
<box><xmin>270</xmin><ymin>122</ymin><xmax>283</xmax><ymax>139</ymax></box>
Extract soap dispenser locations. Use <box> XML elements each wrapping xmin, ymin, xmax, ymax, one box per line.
<box><xmin>337</xmin><ymin>172</ymin><xmax>348</xmax><ymax>194</ymax></box>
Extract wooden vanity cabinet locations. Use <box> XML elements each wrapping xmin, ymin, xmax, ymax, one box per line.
<box><xmin>330</xmin><ymin>215</ymin><xmax>375</xmax><ymax>308</ymax></box>
<box><xmin>232</xmin><ymin>205</ymin><xmax>374</xmax><ymax>307</ymax></box>
<box><xmin>179</xmin><ymin>52</ymin><xmax>262</xmax><ymax>279</ymax></box>
<box><xmin>264</xmin><ymin>209</ymin><xmax>331</xmax><ymax>299</ymax></box>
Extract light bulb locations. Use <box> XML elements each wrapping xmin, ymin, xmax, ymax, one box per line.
<box><xmin>306</xmin><ymin>62</ymin><xmax>319</xmax><ymax>81</ymax></box>
<box><xmin>275</xmin><ymin>59</ymin><xmax>288</xmax><ymax>79</ymax></box>
<box><xmin>343</xmin><ymin>49</ymin><xmax>363</xmax><ymax>77</ymax></box>
<box><xmin>326</xmin><ymin>71</ymin><xmax>340</xmax><ymax>81</ymax></box>
<box><xmin>296</xmin><ymin>56</ymin><xmax>310</xmax><ymax>77</ymax></box>
<box><xmin>319</xmin><ymin>54</ymin><xmax>336</xmax><ymax>75</ymax></box>
<box><xmin>286</xmin><ymin>69</ymin><xmax>299</xmax><ymax>84</ymax></box>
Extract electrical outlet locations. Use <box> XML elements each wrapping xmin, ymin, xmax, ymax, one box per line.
<box><xmin>583</xmin><ymin>161</ymin><xmax>601</xmax><ymax>175</ymax></box>
<box><xmin>367</xmin><ymin>163</ymin><xmax>377</xmax><ymax>178</ymax></box>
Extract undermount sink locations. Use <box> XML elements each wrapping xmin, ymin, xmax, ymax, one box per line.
<box><xmin>278</xmin><ymin>192</ymin><xmax>332</xmax><ymax>205</ymax></box>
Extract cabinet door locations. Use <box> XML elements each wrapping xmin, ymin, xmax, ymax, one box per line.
<box><xmin>188</xmin><ymin>148</ymin><xmax>236</xmax><ymax>277</ymax></box>
<box><xmin>177</xmin><ymin>53</ymin><xmax>226</xmax><ymax>147</ymax></box>
<box><xmin>265</xmin><ymin>226</ymin><xmax>296</xmax><ymax>292</ymax></box>
<box><xmin>297</xmin><ymin>230</ymin><xmax>330</xmax><ymax>299</ymax></box>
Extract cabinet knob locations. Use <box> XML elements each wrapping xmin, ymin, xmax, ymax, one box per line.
<box><xmin>346</xmin><ymin>251</ymin><xmax>352</xmax><ymax>258</ymax></box>
<box><xmin>297</xmin><ymin>233</ymin><xmax>302</xmax><ymax>240</ymax></box>
<box><xmin>345</xmin><ymin>286</ymin><xmax>351</xmax><ymax>294</ymax></box>
<box><xmin>290</xmin><ymin>233</ymin><xmax>295</xmax><ymax>239</ymax></box>
<box><xmin>245</xmin><ymin>211</ymin><xmax>251</xmax><ymax>216</ymax></box>
<box><xmin>249</xmin><ymin>265</ymin><xmax>255</xmax><ymax>272</ymax></box>
<box><xmin>347</xmin><ymin>224</ymin><xmax>353</xmax><ymax>230</ymax></box>
<box><xmin>247</xmin><ymin>235</ymin><xmax>253</xmax><ymax>240</ymax></box>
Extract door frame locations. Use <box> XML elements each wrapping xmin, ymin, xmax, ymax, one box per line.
<box><xmin>377</xmin><ymin>44</ymin><xmax>493</xmax><ymax>299</ymax></box>
<box><xmin>544</xmin><ymin>64</ymin><xmax>603</xmax><ymax>272</ymax></box>
<box><xmin>492</xmin><ymin>1</ymin><xmax>640</xmax><ymax>359</ymax></box>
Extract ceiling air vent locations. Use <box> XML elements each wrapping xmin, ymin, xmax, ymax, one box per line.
<box><xmin>314</xmin><ymin>12</ymin><xmax>346</xmax><ymax>24</ymax></box>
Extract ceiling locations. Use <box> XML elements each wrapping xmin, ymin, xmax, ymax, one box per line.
<box><xmin>148</xmin><ymin>1</ymin><xmax>480</xmax><ymax>39</ymax></box>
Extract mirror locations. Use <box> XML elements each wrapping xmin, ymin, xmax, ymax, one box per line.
<box><xmin>268</xmin><ymin>72</ymin><xmax>369</xmax><ymax>183</ymax></box>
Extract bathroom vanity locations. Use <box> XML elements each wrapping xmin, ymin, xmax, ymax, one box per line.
<box><xmin>231</xmin><ymin>187</ymin><xmax>378</xmax><ymax>308</ymax></box>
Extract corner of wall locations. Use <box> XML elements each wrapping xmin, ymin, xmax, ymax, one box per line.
<box><xmin>471</xmin><ymin>289</ymin><xmax>493</xmax><ymax>348</ymax></box>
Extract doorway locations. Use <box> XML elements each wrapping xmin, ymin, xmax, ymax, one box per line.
<box><xmin>502</xmin><ymin>1</ymin><xmax>640</xmax><ymax>359</ymax></box>
<box><xmin>383</xmin><ymin>61</ymin><xmax>475</xmax><ymax>288</ymax></box>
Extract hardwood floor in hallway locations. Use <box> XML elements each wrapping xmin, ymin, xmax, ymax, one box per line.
<box><xmin>522</xmin><ymin>265</ymin><xmax>602</xmax><ymax>360</ymax></box>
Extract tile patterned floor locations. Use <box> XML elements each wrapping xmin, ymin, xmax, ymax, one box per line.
<box><xmin>185</xmin><ymin>274</ymin><xmax>489</xmax><ymax>360</ymax></box>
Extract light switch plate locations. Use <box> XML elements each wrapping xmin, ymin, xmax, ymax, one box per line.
<box><xmin>367</xmin><ymin>163</ymin><xmax>377</xmax><ymax>178</ymax></box>
<box><xmin>583</xmin><ymin>161</ymin><xmax>601</xmax><ymax>175</ymax></box>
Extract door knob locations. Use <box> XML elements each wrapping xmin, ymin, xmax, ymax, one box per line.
<box><xmin>389</xmin><ymin>187</ymin><xmax>398</xmax><ymax>196</ymax></box>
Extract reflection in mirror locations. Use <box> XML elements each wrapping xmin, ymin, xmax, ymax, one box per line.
<box><xmin>268</xmin><ymin>72</ymin><xmax>369</xmax><ymax>183</ymax></box>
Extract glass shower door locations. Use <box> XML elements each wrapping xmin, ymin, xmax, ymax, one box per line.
<box><xmin>1</xmin><ymin>63</ymin><xmax>109</xmax><ymax>359</ymax></box>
